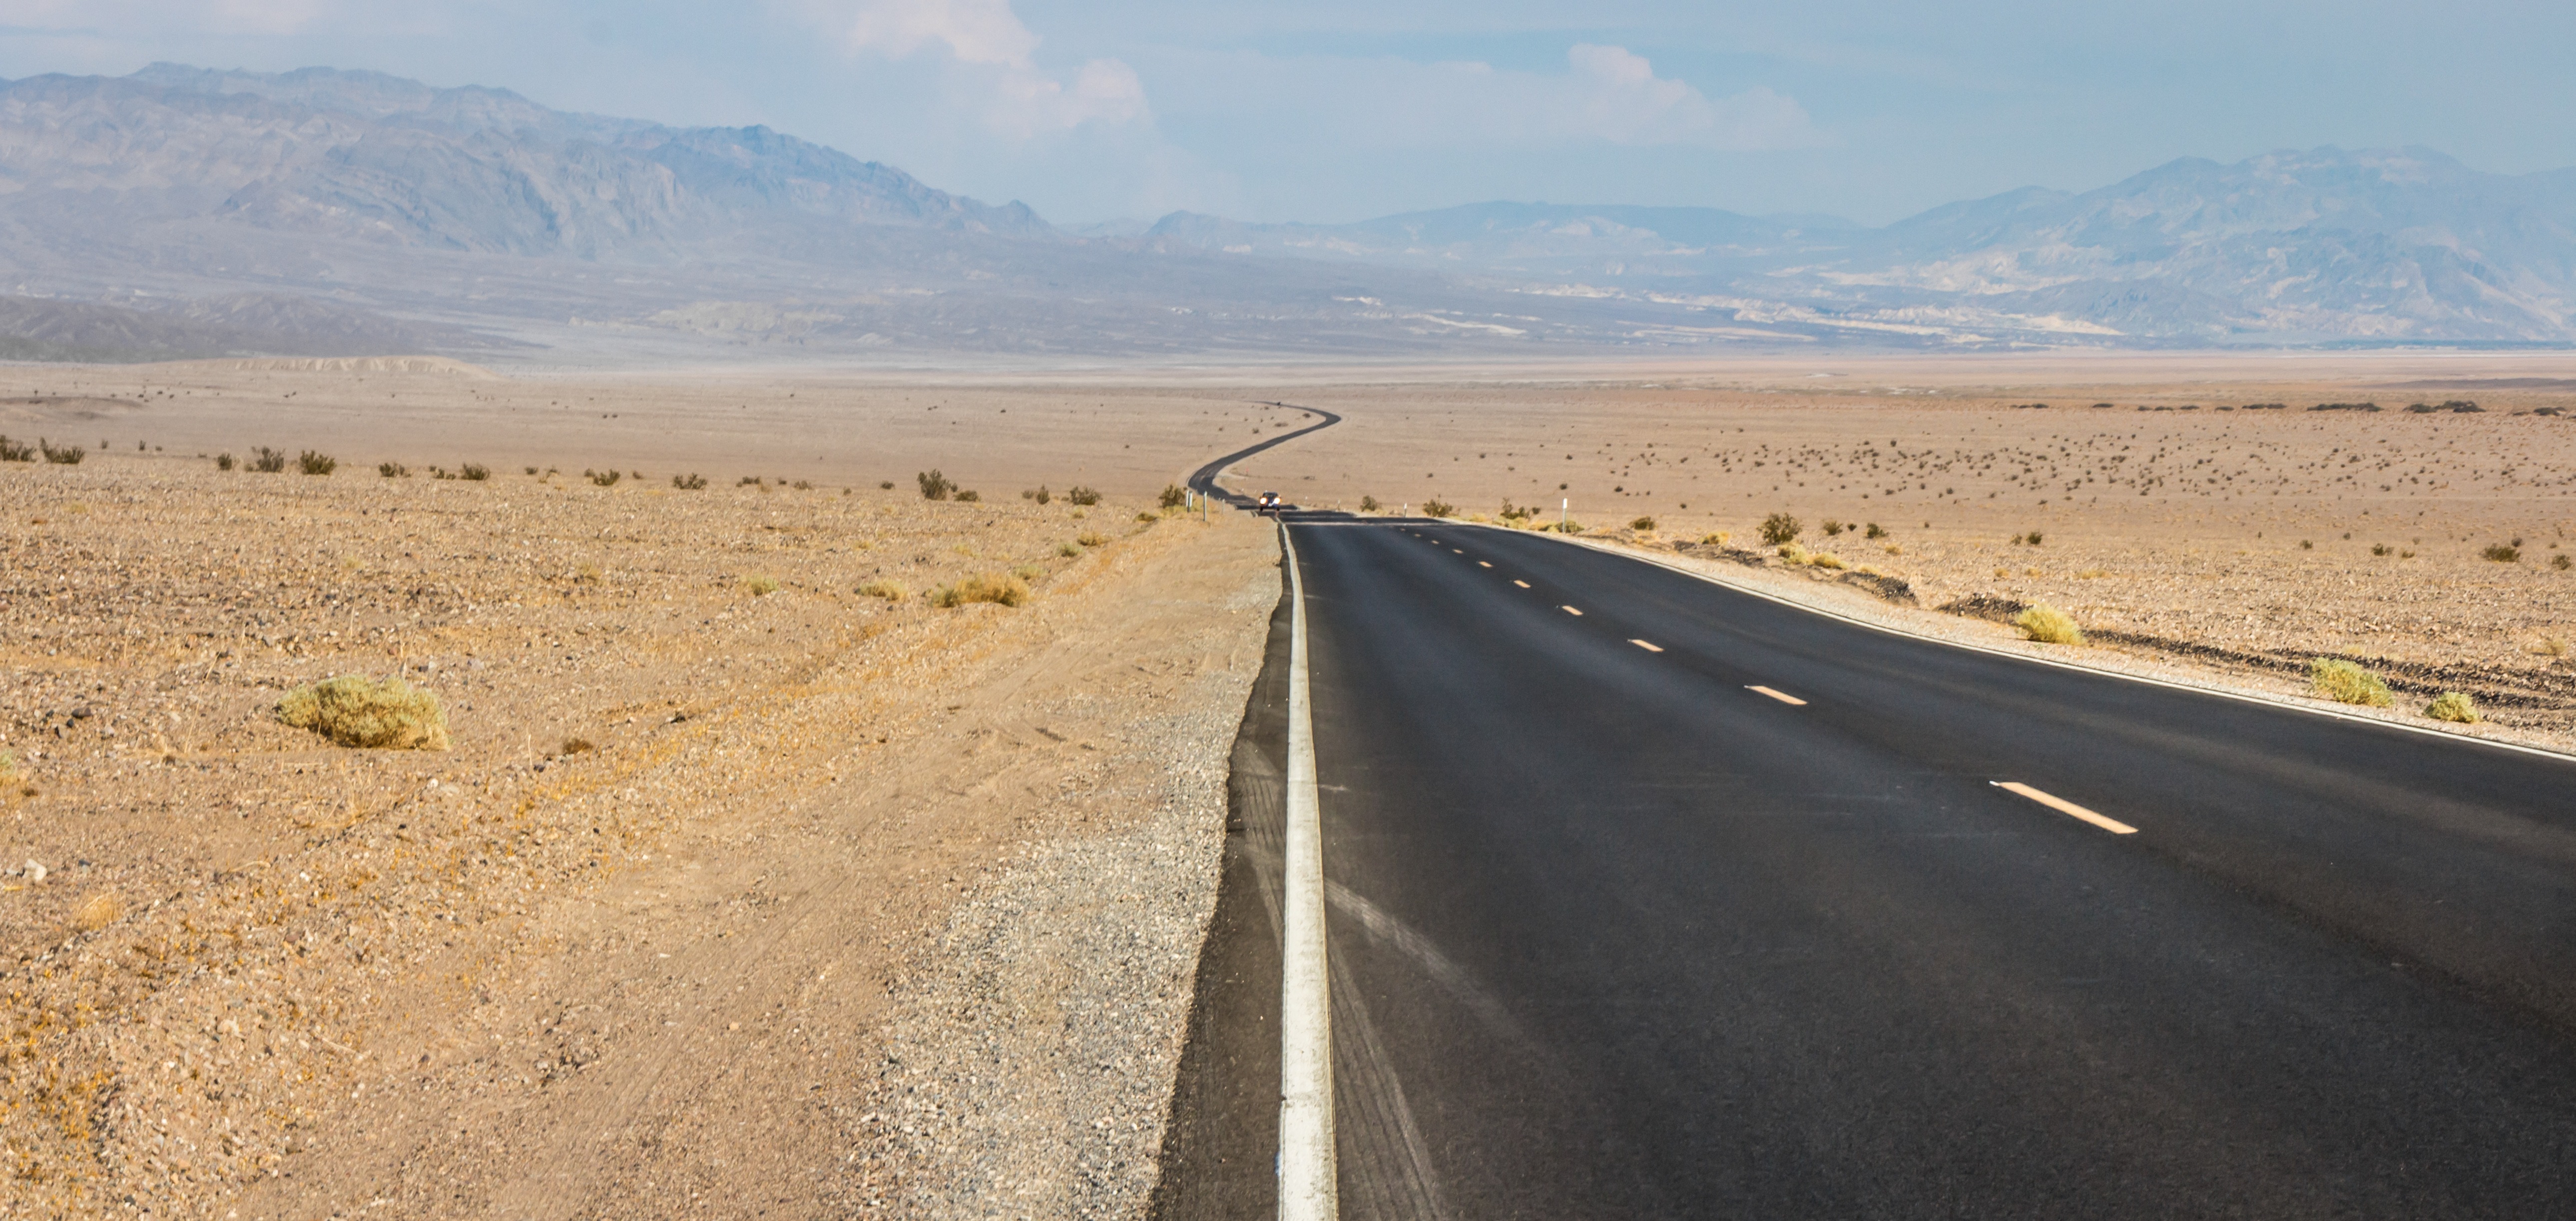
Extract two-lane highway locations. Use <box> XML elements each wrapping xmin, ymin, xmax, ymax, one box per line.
<box><xmin>1185</xmin><ymin>514</ymin><xmax>2576</xmax><ymax>1218</ymax></box>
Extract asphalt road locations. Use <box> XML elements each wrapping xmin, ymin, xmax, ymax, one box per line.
<box><xmin>1165</xmin><ymin>513</ymin><xmax>2576</xmax><ymax>1220</ymax></box>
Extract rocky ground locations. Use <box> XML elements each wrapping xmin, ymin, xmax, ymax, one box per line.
<box><xmin>0</xmin><ymin>451</ymin><xmax>1281</xmax><ymax>1219</ymax></box>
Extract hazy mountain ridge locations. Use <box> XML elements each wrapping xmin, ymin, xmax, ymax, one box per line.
<box><xmin>0</xmin><ymin>64</ymin><xmax>2567</xmax><ymax>361</ymax></box>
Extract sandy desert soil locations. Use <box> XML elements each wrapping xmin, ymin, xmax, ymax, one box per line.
<box><xmin>0</xmin><ymin>437</ymin><xmax>1282</xmax><ymax>1219</ymax></box>
<box><xmin>1223</xmin><ymin>357</ymin><xmax>2576</xmax><ymax>735</ymax></box>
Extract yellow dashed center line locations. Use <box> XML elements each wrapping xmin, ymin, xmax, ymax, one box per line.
<box><xmin>1478</xmin><ymin>561</ymin><xmax>1492</xmax><ymax>568</ymax></box>
<box><xmin>1993</xmin><ymin>782</ymin><xmax>2137</xmax><ymax>834</ymax></box>
<box><xmin>1560</xmin><ymin>606</ymin><xmax>1583</xmax><ymax>616</ymax></box>
<box><xmin>1746</xmin><ymin>685</ymin><xmax>1807</xmax><ymax>706</ymax></box>
<box><xmin>1630</xmin><ymin>639</ymin><xmax>1663</xmax><ymax>652</ymax></box>
<box><xmin>1513</xmin><ymin>580</ymin><xmax>1530</xmax><ymax>588</ymax></box>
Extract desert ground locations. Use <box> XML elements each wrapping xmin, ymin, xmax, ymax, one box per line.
<box><xmin>4</xmin><ymin>348</ymin><xmax>2576</xmax><ymax>1218</ymax></box>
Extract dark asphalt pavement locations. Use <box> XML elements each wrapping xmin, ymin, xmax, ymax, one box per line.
<box><xmin>1235</xmin><ymin>515</ymin><xmax>2576</xmax><ymax>1220</ymax></box>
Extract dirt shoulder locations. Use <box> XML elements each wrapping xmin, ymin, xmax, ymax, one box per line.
<box><xmin>0</xmin><ymin>457</ymin><xmax>1282</xmax><ymax>1219</ymax></box>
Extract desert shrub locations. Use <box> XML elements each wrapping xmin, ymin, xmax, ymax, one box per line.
<box><xmin>277</xmin><ymin>675</ymin><xmax>451</xmax><ymax>750</ymax></box>
<box><xmin>917</xmin><ymin>469</ymin><xmax>955</xmax><ymax>500</ymax></box>
<box><xmin>1700</xmin><ymin>531</ymin><xmax>1731</xmax><ymax>545</ymax></box>
<box><xmin>214</xmin><ymin>451</ymin><xmax>235</xmax><ymax>470</ymax></box>
<box><xmin>1552</xmin><ymin>519</ymin><xmax>1585</xmax><ymax>534</ymax></box>
<box><xmin>1760</xmin><ymin>512</ymin><xmax>1801</xmax><ymax>546</ymax></box>
<box><xmin>1057</xmin><ymin>541</ymin><xmax>1080</xmax><ymax>557</ymax></box>
<box><xmin>1014</xmin><ymin>563</ymin><xmax>1044</xmax><ymax>580</ymax></box>
<box><xmin>2018</xmin><ymin>531</ymin><xmax>2046</xmax><ymax>546</ymax></box>
<box><xmin>588</xmin><ymin>468</ymin><xmax>621</xmax><ymax>487</ymax></box>
<box><xmin>1630</xmin><ymin>516</ymin><xmax>1657</xmax><ymax>532</ymax></box>
<box><xmin>745</xmin><ymin>575</ymin><xmax>780</xmax><ymax>596</ymax></box>
<box><xmin>39</xmin><ymin>438</ymin><xmax>84</xmax><ymax>465</ymax></box>
<box><xmin>1077</xmin><ymin>530</ymin><xmax>1109</xmax><ymax>547</ymax></box>
<box><xmin>2483</xmin><ymin>543</ymin><xmax>2520</xmax><ymax>562</ymax></box>
<box><xmin>1359</xmin><ymin>495</ymin><xmax>1381</xmax><ymax>512</ymax></box>
<box><xmin>379</xmin><ymin>460</ymin><xmax>408</xmax><ymax>477</ymax></box>
<box><xmin>0</xmin><ymin>750</ymin><xmax>16</xmax><ymax>783</ymax></box>
<box><xmin>856</xmin><ymin>579</ymin><xmax>909</xmax><ymax>600</ymax></box>
<box><xmin>1160</xmin><ymin>483</ymin><xmax>1187</xmax><ymax>508</ymax></box>
<box><xmin>560</xmin><ymin>737</ymin><xmax>596</xmax><ymax>755</ymax></box>
<box><xmin>2309</xmin><ymin>658</ymin><xmax>2393</xmax><ymax>707</ymax></box>
<box><xmin>2425</xmin><ymin>691</ymin><xmax>2481</xmax><ymax>723</ymax></box>
<box><xmin>792</xmin><ymin>479</ymin><xmax>813</xmax><ymax>490</ymax></box>
<box><xmin>1024</xmin><ymin>485</ymin><xmax>1052</xmax><ymax>504</ymax></box>
<box><xmin>1865</xmin><ymin>523</ymin><xmax>1888</xmax><ymax>539</ymax></box>
<box><xmin>2015</xmin><ymin>603</ymin><xmax>2084</xmax><ymax>645</ymax></box>
<box><xmin>1778</xmin><ymin>542</ymin><xmax>1807</xmax><ymax>562</ymax></box>
<box><xmin>955</xmin><ymin>489</ymin><xmax>981</xmax><ymax>502</ymax></box>
<box><xmin>932</xmin><ymin>572</ymin><xmax>1030</xmax><ymax>608</ymax></box>
<box><xmin>0</xmin><ymin>435</ymin><xmax>32</xmax><ymax>462</ymax></box>
<box><xmin>1805</xmin><ymin>551</ymin><xmax>1848</xmax><ymax>570</ymax></box>
<box><xmin>298</xmin><ymin>450</ymin><xmax>337</xmax><ymax>475</ymax></box>
<box><xmin>877</xmin><ymin>480</ymin><xmax>895</xmax><ymax>489</ymax></box>
<box><xmin>249</xmin><ymin>446</ymin><xmax>287</xmax><ymax>472</ymax></box>
<box><xmin>1423</xmin><ymin>498</ymin><xmax>1455</xmax><ymax>518</ymax></box>
<box><xmin>2556</xmin><ymin>554</ymin><xmax>2574</xmax><ymax>571</ymax></box>
<box><xmin>461</xmin><ymin>463</ymin><xmax>490</xmax><ymax>481</ymax></box>
<box><xmin>1066</xmin><ymin>485</ymin><xmax>1101</xmax><ymax>505</ymax></box>
<box><xmin>1821</xmin><ymin>519</ymin><xmax>1846</xmax><ymax>536</ymax></box>
<box><xmin>525</xmin><ymin>465</ymin><xmax>539</xmax><ymax>475</ymax></box>
<box><xmin>741</xmin><ymin>476</ymin><xmax>764</xmax><ymax>486</ymax></box>
<box><xmin>1134</xmin><ymin>511</ymin><xmax>1157</xmax><ymax>523</ymax></box>
<box><xmin>673</xmin><ymin>472</ymin><xmax>707</xmax><ymax>489</ymax></box>
<box><xmin>2371</xmin><ymin>543</ymin><xmax>2391</xmax><ymax>556</ymax></box>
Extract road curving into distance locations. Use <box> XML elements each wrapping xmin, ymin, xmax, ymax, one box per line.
<box><xmin>1160</xmin><ymin>497</ymin><xmax>2576</xmax><ymax>1219</ymax></box>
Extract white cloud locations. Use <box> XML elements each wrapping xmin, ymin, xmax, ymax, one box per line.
<box><xmin>1562</xmin><ymin>43</ymin><xmax>1806</xmax><ymax>149</ymax></box>
<box><xmin>821</xmin><ymin>0</ymin><xmax>1147</xmax><ymax>136</ymax></box>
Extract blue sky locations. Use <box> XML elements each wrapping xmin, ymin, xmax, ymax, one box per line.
<box><xmin>3</xmin><ymin>0</ymin><xmax>2570</xmax><ymax>226</ymax></box>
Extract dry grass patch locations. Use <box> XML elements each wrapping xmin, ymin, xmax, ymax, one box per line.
<box><xmin>857</xmin><ymin>578</ymin><xmax>909</xmax><ymax>601</ymax></box>
<box><xmin>2016</xmin><ymin>603</ymin><xmax>2084</xmax><ymax>645</ymax></box>
<box><xmin>277</xmin><ymin>675</ymin><xmax>452</xmax><ymax>750</ymax></box>
<box><xmin>2310</xmin><ymin>658</ymin><xmax>2394</xmax><ymax>707</ymax></box>
<box><xmin>932</xmin><ymin>572</ymin><xmax>1030</xmax><ymax>609</ymax></box>
<box><xmin>72</xmin><ymin>892</ymin><xmax>122</xmax><ymax>932</ymax></box>
<box><xmin>744</xmin><ymin>575</ymin><xmax>780</xmax><ymax>596</ymax></box>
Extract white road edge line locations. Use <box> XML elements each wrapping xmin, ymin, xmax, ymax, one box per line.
<box><xmin>1994</xmin><ymin>781</ymin><xmax>2138</xmax><ymax>834</ymax></box>
<box><xmin>1277</xmin><ymin>522</ymin><xmax>1338</xmax><ymax>1221</ymax></box>
<box><xmin>1631</xmin><ymin>639</ymin><xmax>1664</xmax><ymax>652</ymax></box>
<box><xmin>1475</xmin><ymin>524</ymin><xmax>2576</xmax><ymax>766</ymax></box>
<box><xmin>1746</xmin><ymin>685</ymin><xmax>1807</xmax><ymax>705</ymax></box>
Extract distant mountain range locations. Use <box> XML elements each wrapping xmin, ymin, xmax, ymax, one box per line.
<box><xmin>0</xmin><ymin>64</ymin><xmax>2569</xmax><ymax>362</ymax></box>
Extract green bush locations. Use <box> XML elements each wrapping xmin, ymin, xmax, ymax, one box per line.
<box><xmin>2483</xmin><ymin>543</ymin><xmax>2520</xmax><ymax>562</ymax></box>
<box><xmin>955</xmin><ymin>489</ymin><xmax>981</xmax><ymax>502</ymax></box>
<box><xmin>2425</xmin><ymin>691</ymin><xmax>2480</xmax><ymax>723</ymax></box>
<box><xmin>1760</xmin><ymin>512</ymin><xmax>1801</xmax><ymax>546</ymax></box>
<box><xmin>1066</xmin><ymin>485</ymin><xmax>1101</xmax><ymax>505</ymax></box>
<box><xmin>1423</xmin><ymin>498</ymin><xmax>1455</xmax><ymax>518</ymax></box>
<box><xmin>1159</xmin><ymin>484</ymin><xmax>1187</xmax><ymax>508</ymax></box>
<box><xmin>214</xmin><ymin>451</ymin><xmax>235</xmax><ymax>470</ymax></box>
<box><xmin>2310</xmin><ymin>658</ymin><xmax>2393</xmax><ymax>707</ymax></box>
<box><xmin>379</xmin><ymin>460</ymin><xmax>408</xmax><ymax>477</ymax></box>
<box><xmin>0</xmin><ymin>435</ymin><xmax>34</xmax><ymax>462</ymax></box>
<box><xmin>1023</xmin><ymin>485</ymin><xmax>1052</xmax><ymax>504</ymax></box>
<box><xmin>2015</xmin><ymin>604</ymin><xmax>2083</xmax><ymax>645</ymax></box>
<box><xmin>249</xmin><ymin>446</ymin><xmax>287</xmax><ymax>473</ymax></box>
<box><xmin>917</xmin><ymin>469</ymin><xmax>955</xmax><ymax>500</ymax></box>
<box><xmin>38</xmin><ymin>437</ymin><xmax>83</xmax><ymax>465</ymax></box>
<box><xmin>745</xmin><ymin>575</ymin><xmax>779</xmax><ymax>596</ymax></box>
<box><xmin>298</xmin><ymin>450</ymin><xmax>337</xmax><ymax>475</ymax></box>
<box><xmin>277</xmin><ymin>676</ymin><xmax>450</xmax><ymax>750</ymax></box>
<box><xmin>461</xmin><ymin>463</ymin><xmax>490</xmax><ymax>481</ymax></box>
<box><xmin>589</xmin><ymin>468</ymin><xmax>621</xmax><ymax>486</ymax></box>
<box><xmin>672</xmin><ymin>472</ymin><xmax>707</xmax><ymax>489</ymax></box>
<box><xmin>1629</xmin><ymin>516</ymin><xmax>1656</xmax><ymax>532</ymax></box>
<box><xmin>1359</xmin><ymin>495</ymin><xmax>1380</xmax><ymax>512</ymax></box>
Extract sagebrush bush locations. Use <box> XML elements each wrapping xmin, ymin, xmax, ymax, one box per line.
<box><xmin>1760</xmin><ymin>512</ymin><xmax>1801</xmax><ymax>546</ymax></box>
<box><xmin>1865</xmin><ymin>523</ymin><xmax>1888</xmax><ymax>539</ymax></box>
<box><xmin>379</xmin><ymin>460</ymin><xmax>408</xmax><ymax>477</ymax></box>
<box><xmin>2557</xmin><ymin>554</ymin><xmax>2574</xmax><ymax>571</ymax></box>
<box><xmin>1077</xmin><ymin>531</ymin><xmax>1108</xmax><ymax>547</ymax></box>
<box><xmin>2016</xmin><ymin>604</ymin><xmax>2083</xmax><ymax>645</ymax></box>
<box><xmin>214</xmin><ymin>451</ymin><xmax>235</xmax><ymax>470</ymax></box>
<box><xmin>1066</xmin><ymin>485</ymin><xmax>1101</xmax><ymax>505</ymax></box>
<box><xmin>1821</xmin><ymin>520</ymin><xmax>1845</xmax><ymax>536</ymax></box>
<box><xmin>277</xmin><ymin>676</ymin><xmax>451</xmax><ymax>750</ymax></box>
<box><xmin>589</xmin><ymin>468</ymin><xmax>621</xmax><ymax>486</ymax></box>
<box><xmin>0</xmin><ymin>435</ymin><xmax>33</xmax><ymax>462</ymax></box>
<box><xmin>2310</xmin><ymin>658</ymin><xmax>2393</xmax><ymax>707</ymax></box>
<box><xmin>856</xmin><ymin>578</ymin><xmax>908</xmax><ymax>601</ymax></box>
<box><xmin>2425</xmin><ymin>691</ymin><xmax>2480</xmax><ymax>723</ymax></box>
<box><xmin>1424</xmin><ymin>498</ymin><xmax>1455</xmax><ymax>518</ymax></box>
<box><xmin>933</xmin><ymin>572</ymin><xmax>1030</xmax><ymax>608</ymax></box>
<box><xmin>1360</xmin><ymin>495</ymin><xmax>1380</xmax><ymax>512</ymax></box>
<box><xmin>1024</xmin><ymin>485</ymin><xmax>1052</xmax><ymax>504</ymax></box>
<box><xmin>955</xmin><ymin>489</ymin><xmax>981</xmax><ymax>502</ymax></box>
<box><xmin>1159</xmin><ymin>484</ymin><xmax>1187</xmax><ymax>508</ymax></box>
<box><xmin>298</xmin><ymin>450</ymin><xmax>337</xmax><ymax>475</ymax></box>
<box><xmin>460</xmin><ymin>463</ymin><xmax>490</xmax><ymax>481</ymax></box>
<box><xmin>249</xmin><ymin>446</ymin><xmax>287</xmax><ymax>472</ymax></box>
<box><xmin>918</xmin><ymin>469</ymin><xmax>955</xmax><ymax>500</ymax></box>
<box><xmin>672</xmin><ymin>472</ymin><xmax>706</xmax><ymax>489</ymax></box>
<box><xmin>39</xmin><ymin>437</ymin><xmax>83</xmax><ymax>465</ymax></box>
<box><xmin>2483</xmin><ymin>543</ymin><xmax>2520</xmax><ymax>562</ymax></box>
<box><xmin>1057</xmin><ymin>541</ymin><xmax>1080</xmax><ymax>557</ymax></box>
<box><xmin>1630</xmin><ymin>516</ymin><xmax>1656</xmax><ymax>532</ymax></box>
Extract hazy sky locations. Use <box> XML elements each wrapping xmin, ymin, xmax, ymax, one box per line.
<box><xmin>3</xmin><ymin>1</ymin><xmax>2570</xmax><ymax>226</ymax></box>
